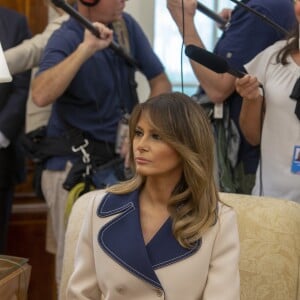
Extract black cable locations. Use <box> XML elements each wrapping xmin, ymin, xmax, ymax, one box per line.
<box><xmin>229</xmin><ymin>0</ymin><xmax>289</xmax><ymax>36</ymax></box>
<box><xmin>258</xmin><ymin>85</ymin><xmax>265</xmax><ymax>196</ymax></box>
<box><xmin>181</xmin><ymin>0</ymin><xmax>185</xmax><ymax>93</ymax></box>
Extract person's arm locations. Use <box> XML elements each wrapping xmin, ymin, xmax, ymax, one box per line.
<box><xmin>31</xmin><ymin>23</ymin><xmax>113</xmax><ymax>107</ymax></box>
<box><xmin>202</xmin><ymin>205</ymin><xmax>240</xmax><ymax>300</ymax></box>
<box><xmin>125</xmin><ymin>14</ymin><xmax>172</xmax><ymax>98</ymax></box>
<box><xmin>235</xmin><ymin>75</ymin><xmax>264</xmax><ymax>146</ymax></box>
<box><xmin>167</xmin><ymin>0</ymin><xmax>235</xmax><ymax>103</ymax></box>
<box><xmin>4</xmin><ymin>14</ymin><xmax>68</xmax><ymax>75</ymax></box>
<box><xmin>148</xmin><ymin>73</ymin><xmax>172</xmax><ymax>98</ymax></box>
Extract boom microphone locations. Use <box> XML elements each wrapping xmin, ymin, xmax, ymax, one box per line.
<box><xmin>51</xmin><ymin>0</ymin><xmax>139</xmax><ymax>68</ymax></box>
<box><xmin>196</xmin><ymin>2</ymin><xmax>227</xmax><ymax>28</ymax></box>
<box><xmin>229</xmin><ymin>0</ymin><xmax>289</xmax><ymax>36</ymax></box>
<box><xmin>185</xmin><ymin>44</ymin><xmax>245</xmax><ymax>78</ymax></box>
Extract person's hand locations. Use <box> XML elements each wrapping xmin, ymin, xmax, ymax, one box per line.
<box><xmin>235</xmin><ymin>75</ymin><xmax>261</xmax><ymax>101</ymax></box>
<box><xmin>167</xmin><ymin>0</ymin><xmax>197</xmax><ymax>25</ymax></box>
<box><xmin>217</xmin><ymin>8</ymin><xmax>232</xmax><ymax>29</ymax></box>
<box><xmin>219</xmin><ymin>8</ymin><xmax>232</xmax><ymax>22</ymax></box>
<box><xmin>82</xmin><ymin>22</ymin><xmax>113</xmax><ymax>55</ymax></box>
<box><xmin>120</xmin><ymin>136</ymin><xmax>130</xmax><ymax>168</ymax></box>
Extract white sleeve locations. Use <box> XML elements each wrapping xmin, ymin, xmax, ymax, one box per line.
<box><xmin>4</xmin><ymin>15</ymin><xmax>68</xmax><ymax>75</ymax></box>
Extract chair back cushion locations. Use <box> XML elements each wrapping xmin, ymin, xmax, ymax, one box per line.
<box><xmin>220</xmin><ymin>192</ymin><xmax>300</xmax><ymax>300</ymax></box>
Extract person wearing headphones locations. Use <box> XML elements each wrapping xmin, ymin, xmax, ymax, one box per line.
<box><xmin>167</xmin><ymin>0</ymin><xmax>296</xmax><ymax>194</ymax></box>
<box><xmin>31</xmin><ymin>0</ymin><xmax>171</xmax><ymax>287</ymax></box>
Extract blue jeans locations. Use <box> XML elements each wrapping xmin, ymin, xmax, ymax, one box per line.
<box><xmin>92</xmin><ymin>157</ymin><xmax>125</xmax><ymax>188</ymax></box>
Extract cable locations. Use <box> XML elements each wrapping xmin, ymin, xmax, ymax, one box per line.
<box><xmin>181</xmin><ymin>0</ymin><xmax>185</xmax><ymax>93</ymax></box>
<box><xmin>229</xmin><ymin>0</ymin><xmax>289</xmax><ymax>36</ymax></box>
<box><xmin>258</xmin><ymin>86</ymin><xmax>265</xmax><ymax>196</ymax></box>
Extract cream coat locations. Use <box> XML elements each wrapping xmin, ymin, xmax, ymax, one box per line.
<box><xmin>66</xmin><ymin>190</ymin><xmax>240</xmax><ymax>300</ymax></box>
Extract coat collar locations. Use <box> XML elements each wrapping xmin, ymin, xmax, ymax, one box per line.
<box><xmin>97</xmin><ymin>190</ymin><xmax>201</xmax><ymax>288</ymax></box>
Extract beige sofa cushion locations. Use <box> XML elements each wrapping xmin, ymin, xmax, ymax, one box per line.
<box><xmin>220</xmin><ymin>193</ymin><xmax>300</xmax><ymax>300</ymax></box>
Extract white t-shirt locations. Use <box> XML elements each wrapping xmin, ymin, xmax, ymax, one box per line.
<box><xmin>245</xmin><ymin>40</ymin><xmax>300</xmax><ymax>203</ymax></box>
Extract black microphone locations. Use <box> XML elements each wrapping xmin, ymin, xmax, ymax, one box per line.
<box><xmin>185</xmin><ymin>44</ymin><xmax>245</xmax><ymax>78</ymax></box>
<box><xmin>51</xmin><ymin>0</ymin><xmax>139</xmax><ymax>68</ymax></box>
<box><xmin>196</xmin><ymin>2</ymin><xmax>227</xmax><ymax>28</ymax></box>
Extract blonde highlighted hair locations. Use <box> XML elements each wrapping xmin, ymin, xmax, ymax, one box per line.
<box><xmin>107</xmin><ymin>92</ymin><xmax>219</xmax><ymax>248</ymax></box>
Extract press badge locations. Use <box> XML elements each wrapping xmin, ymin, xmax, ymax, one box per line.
<box><xmin>214</xmin><ymin>103</ymin><xmax>223</xmax><ymax>119</ymax></box>
<box><xmin>115</xmin><ymin>113</ymin><xmax>130</xmax><ymax>154</ymax></box>
<box><xmin>291</xmin><ymin>145</ymin><xmax>300</xmax><ymax>174</ymax></box>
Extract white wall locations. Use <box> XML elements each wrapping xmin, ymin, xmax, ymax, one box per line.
<box><xmin>125</xmin><ymin>1</ymin><xmax>155</xmax><ymax>44</ymax></box>
<box><xmin>125</xmin><ymin>1</ymin><xmax>155</xmax><ymax>102</ymax></box>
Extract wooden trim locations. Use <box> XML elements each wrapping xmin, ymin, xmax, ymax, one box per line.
<box><xmin>12</xmin><ymin>203</ymin><xmax>48</xmax><ymax>214</ymax></box>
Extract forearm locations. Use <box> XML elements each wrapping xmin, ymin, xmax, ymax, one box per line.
<box><xmin>185</xmin><ymin>31</ymin><xmax>236</xmax><ymax>102</ymax></box>
<box><xmin>169</xmin><ymin>4</ymin><xmax>235</xmax><ymax>102</ymax></box>
<box><xmin>32</xmin><ymin>43</ymin><xmax>95</xmax><ymax>107</ymax></box>
<box><xmin>32</xmin><ymin>22</ymin><xmax>113</xmax><ymax>107</ymax></box>
<box><xmin>148</xmin><ymin>73</ymin><xmax>172</xmax><ymax>98</ymax></box>
<box><xmin>190</xmin><ymin>60</ymin><xmax>236</xmax><ymax>102</ymax></box>
<box><xmin>239</xmin><ymin>96</ymin><xmax>264</xmax><ymax>146</ymax></box>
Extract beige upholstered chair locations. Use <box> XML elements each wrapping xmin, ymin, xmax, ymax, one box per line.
<box><xmin>59</xmin><ymin>193</ymin><xmax>300</xmax><ymax>300</ymax></box>
<box><xmin>220</xmin><ymin>193</ymin><xmax>300</xmax><ymax>300</ymax></box>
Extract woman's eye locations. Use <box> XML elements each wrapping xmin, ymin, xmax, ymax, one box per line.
<box><xmin>134</xmin><ymin>129</ymin><xmax>143</xmax><ymax>137</ymax></box>
<box><xmin>152</xmin><ymin>133</ymin><xmax>161</xmax><ymax>140</ymax></box>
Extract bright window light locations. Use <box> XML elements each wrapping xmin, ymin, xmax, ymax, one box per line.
<box><xmin>154</xmin><ymin>0</ymin><xmax>235</xmax><ymax>95</ymax></box>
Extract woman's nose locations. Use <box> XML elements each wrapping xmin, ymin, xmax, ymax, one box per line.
<box><xmin>136</xmin><ymin>137</ymin><xmax>149</xmax><ymax>152</ymax></box>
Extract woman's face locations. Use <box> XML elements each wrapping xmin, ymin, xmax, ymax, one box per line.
<box><xmin>132</xmin><ymin>113</ymin><xmax>182</xmax><ymax>179</ymax></box>
<box><xmin>86</xmin><ymin>0</ymin><xmax>126</xmax><ymax>23</ymax></box>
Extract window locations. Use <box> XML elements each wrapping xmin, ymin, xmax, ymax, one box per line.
<box><xmin>153</xmin><ymin>0</ymin><xmax>235</xmax><ymax>95</ymax></box>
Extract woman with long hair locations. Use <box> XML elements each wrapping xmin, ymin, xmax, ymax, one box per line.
<box><xmin>235</xmin><ymin>1</ymin><xmax>300</xmax><ymax>203</ymax></box>
<box><xmin>66</xmin><ymin>92</ymin><xmax>240</xmax><ymax>299</ymax></box>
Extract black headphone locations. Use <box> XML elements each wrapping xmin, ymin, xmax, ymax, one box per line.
<box><xmin>79</xmin><ymin>0</ymin><xmax>100</xmax><ymax>7</ymax></box>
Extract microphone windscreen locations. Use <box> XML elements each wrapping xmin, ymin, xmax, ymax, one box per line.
<box><xmin>51</xmin><ymin>0</ymin><xmax>64</xmax><ymax>7</ymax></box>
<box><xmin>185</xmin><ymin>45</ymin><xmax>228</xmax><ymax>74</ymax></box>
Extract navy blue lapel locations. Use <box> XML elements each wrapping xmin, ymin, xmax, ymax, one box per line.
<box><xmin>97</xmin><ymin>190</ymin><xmax>201</xmax><ymax>288</ymax></box>
<box><xmin>97</xmin><ymin>190</ymin><xmax>162</xmax><ymax>288</ymax></box>
<box><xmin>146</xmin><ymin>218</ymin><xmax>201</xmax><ymax>269</ymax></box>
